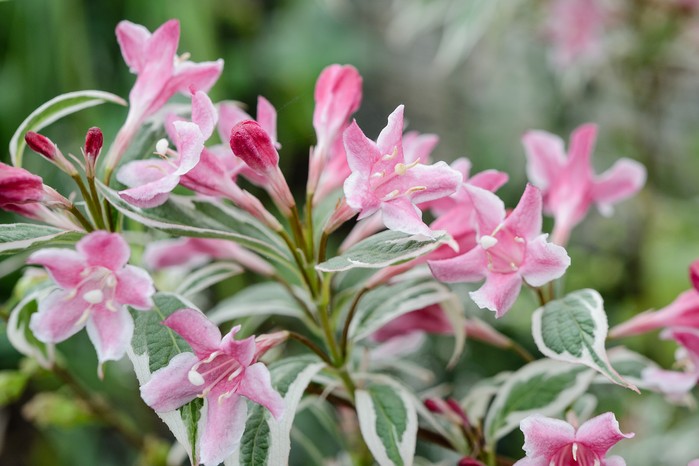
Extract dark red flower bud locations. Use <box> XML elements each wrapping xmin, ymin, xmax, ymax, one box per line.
<box><xmin>229</xmin><ymin>120</ymin><xmax>279</xmax><ymax>174</ymax></box>
<box><xmin>84</xmin><ymin>127</ymin><xmax>104</xmax><ymax>162</ymax></box>
<box><xmin>458</xmin><ymin>458</ymin><xmax>486</xmax><ymax>466</ymax></box>
<box><xmin>0</xmin><ymin>162</ymin><xmax>44</xmax><ymax>208</ymax></box>
<box><xmin>424</xmin><ymin>399</ymin><xmax>443</xmax><ymax>414</ymax></box>
<box><xmin>690</xmin><ymin>259</ymin><xmax>699</xmax><ymax>292</ymax></box>
<box><xmin>25</xmin><ymin>131</ymin><xmax>57</xmax><ymax>160</ymax></box>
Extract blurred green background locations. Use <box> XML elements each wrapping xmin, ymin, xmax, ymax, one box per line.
<box><xmin>2</xmin><ymin>0</ymin><xmax>699</xmax><ymax>464</ymax></box>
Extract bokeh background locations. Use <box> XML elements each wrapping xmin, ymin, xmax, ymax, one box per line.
<box><xmin>2</xmin><ymin>0</ymin><xmax>699</xmax><ymax>464</ymax></box>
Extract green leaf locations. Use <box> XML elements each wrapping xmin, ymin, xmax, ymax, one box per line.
<box><xmin>532</xmin><ymin>289</ymin><xmax>638</xmax><ymax>392</ymax></box>
<box><xmin>355</xmin><ymin>382</ymin><xmax>418</xmax><ymax>466</ymax></box>
<box><xmin>98</xmin><ymin>182</ymin><xmax>293</xmax><ymax>269</ymax></box>
<box><xmin>316</xmin><ymin>230</ymin><xmax>453</xmax><ymax>272</ymax></box>
<box><xmin>0</xmin><ymin>370</ymin><xmax>29</xmax><ymax>406</ymax></box>
<box><xmin>484</xmin><ymin>359</ymin><xmax>595</xmax><ymax>443</ymax></box>
<box><xmin>0</xmin><ymin>224</ymin><xmax>83</xmax><ymax>256</ymax></box>
<box><xmin>10</xmin><ymin>90</ymin><xmax>126</xmax><ymax>167</ymax></box>
<box><xmin>349</xmin><ymin>279</ymin><xmax>453</xmax><ymax>342</ymax></box>
<box><xmin>232</xmin><ymin>356</ymin><xmax>325</xmax><ymax>466</ymax></box>
<box><xmin>207</xmin><ymin>282</ymin><xmax>309</xmax><ymax>325</ymax></box>
<box><xmin>175</xmin><ymin>262</ymin><xmax>243</xmax><ymax>298</ymax></box>
<box><xmin>7</xmin><ymin>280</ymin><xmax>54</xmax><ymax>368</ymax></box>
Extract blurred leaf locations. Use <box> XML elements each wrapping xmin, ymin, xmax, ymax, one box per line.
<box><xmin>0</xmin><ymin>223</ymin><xmax>83</xmax><ymax>256</ymax></box>
<box><xmin>0</xmin><ymin>370</ymin><xmax>29</xmax><ymax>406</ymax></box>
<box><xmin>22</xmin><ymin>391</ymin><xmax>95</xmax><ymax>428</ymax></box>
<box><xmin>207</xmin><ymin>282</ymin><xmax>308</xmax><ymax>325</ymax></box>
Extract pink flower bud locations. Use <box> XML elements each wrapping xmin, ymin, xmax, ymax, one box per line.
<box><xmin>458</xmin><ymin>458</ymin><xmax>486</xmax><ymax>466</ymax></box>
<box><xmin>691</xmin><ymin>259</ymin><xmax>699</xmax><ymax>292</ymax></box>
<box><xmin>423</xmin><ymin>398</ymin><xmax>444</xmax><ymax>414</ymax></box>
<box><xmin>229</xmin><ymin>120</ymin><xmax>279</xmax><ymax>174</ymax></box>
<box><xmin>84</xmin><ymin>127</ymin><xmax>104</xmax><ymax>162</ymax></box>
<box><xmin>25</xmin><ymin>131</ymin><xmax>57</xmax><ymax>160</ymax></box>
<box><xmin>0</xmin><ymin>162</ymin><xmax>45</xmax><ymax>209</ymax></box>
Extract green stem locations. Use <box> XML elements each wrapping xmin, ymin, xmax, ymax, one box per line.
<box><xmin>288</xmin><ymin>332</ymin><xmax>333</xmax><ymax>366</ymax></box>
<box><xmin>71</xmin><ymin>175</ymin><xmax>105</xmax><ymax>230</ymax></box>
<box><xmin>87</xmin><ymin>175</ymin><xmax>110</xmax><ymax>232</ymax></box>
<box><xmin>509</xmin><ymin>341</ymin><xmax>535</xmax><ymax>363</ymax></box>
<box><xmin>67</xmin><ymin>205</ymin><xmax>95</xmax><ymax>232</ymax></box>
<box><xmin>318</xmin><ymin>230</ymin><xmax>330</xmax><ymax>264</ymax></box>
<box><xmin>319</xmin><ymin>301</ymin><xmax>342</xmax><ymax>366</ymax></box>
<box><xmin>305</xmin><ymin>192</ymin><xmax>315</xmax><ymax>259</ymax></box>
<box><xmin>340</xmin><ymin>287</ymin><xmax>370</xmax><ymax>360</ymax></box>
<box><xmin>271</xmin><ymin>274</ymin><xmax>318</xmax><ymax>325</ymax></box>
<box><xmin>278</xmin><ymin>230</ymin><xmax>317</xmax><ymax>295</ymax></box>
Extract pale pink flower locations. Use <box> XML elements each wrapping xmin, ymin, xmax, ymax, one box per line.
<box><xmin>610</xmin><ymin>289</ymin><xmax>699</xmax><ymax>338</ymax></box>
<box><xmin>515</xmin><ymin>412</ymin><xmax>634</xmax><ymax>466</ymax></box>
<box><xmin>117</xmin><ymin>90</ymin><xmax>216</xmax><ymax>208</ymax></box>
<box><xmin>308</xmin><ymin>64</ymin><xmax>363</xmax><ymax>196</ymax></box>
<box><xmin>522</xmin><ymin>124</ymin><xmax>646</xmax><ymax>245</ymax></box>
<box><xmin>105</xmin><ymin>19</ymin><xmax>223</xmax><ymax>172</ymax></box>
<box><xmin>546</xmin><ymin>0</ymin><xmax>607</xmax><ymax>69</ymax></box>
<box><xmin>641</xmin><ymin>327</ymin><xmax>699</xmax><ymax>397</ymax></box>
<box><xmin>140</xmin><ymin>308</ymin><xmax>284</xmax><ymax>466</ymax></box>
<box><xmin>429</xmin><ymin>184</ymin><xmax>570</xmax><ymax>317</ymax></box>
<box><xmin>342</xmin><ymin>105</ymin><xmax>462</xmax><ymax>237</ymax></box>
<box><xmin>27</xmin><ymin>232</ymin><xmax>154</xmax><ymax>375</ymax></box>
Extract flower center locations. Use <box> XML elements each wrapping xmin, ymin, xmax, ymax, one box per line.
<box><xmin>370</xmin><ymin>147</ymin><xmax>426</xmax><ymax>202</ymax></box>
<box><xmin>549</xmin><ymin>442</ymin><xmax>601</xmax><ymax>466</ymax></box>
<box><xmin>187</xmin><ymin>351</ymin><xmax>244</xmax><ymax>400</ymax></box>
<box><xmin>481</xmin><ymin>227</ymin><xmax>526</xmax><ymax>274</ymax></box>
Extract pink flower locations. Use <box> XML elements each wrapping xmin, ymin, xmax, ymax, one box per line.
<box><xmin>117</xmin><ymin>90</ymin><xmax>216</xmax><ymax>208</ymax></box>
<box><xmin>342</xmin><ymin>105</ymin><xmax>462</xmax><ymax>237</ymax></box>
<box><xmin>140</xmin><ymin>308</ymin><xmax>284</xmax><ymax>466</ymax></box>
<box><xmin>641</xmin><ymin>327</ymin><xmax>699</xmax><ymax>397</ymax></box>
<box><xmin>522</xmin><ymin>124</ymin><xmax>646</xmax><ymax>245</ymax></box>
<box><xmin>0</xmin><ymin>162</ymin><xmax>45</xmax><ymax>210</ymax></box>
<box><xmin>545</xmin><ymin>0</ymin><xmax>607</xmax><ymax>69</ymax></box>
<box><xmin>27</xmin><ymin>232</ymin><xmax>154</xmax><ymax>375</ymax></box>
<box><xmin>515</xmin><ymin>412</ymin><xmax>634</xmax><ymax>466</ymax></box>
<box><xmin>610</xmin><ymin>289</ymin><xmax>699</xmax><ymax>338</ymax></box>
<box><xmin>429</xmin><ymin>184</ymin><xmax>570</xmax><ymax>317</ymax></box>
<box><xmin>690</xmin><ymin>259</ymin><xmax>699</xmax><ymax>292</ymax></box>
<box><xmin>105</xmin><ymin>19</ymin><xmax>223</xmax><ymax>173</ymax></box>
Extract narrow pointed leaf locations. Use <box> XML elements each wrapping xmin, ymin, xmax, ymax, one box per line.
<box><xmin>0</xmin><ymin>224</ymin><xmax>83</xmax><ymax>256</ymax></box>
<box><xmin>175</xmin><ymin>262</ymin><xmax>243</xmax><ymax>298</ymax></box>
<box><xmin>207</xmin><ymin>282</ymin><xmax>309</xmax><ymax>325</ymax></box>
<box><xmin>531</xmin><ymin>289</ymin><xmax>639</xmax><ymax>392</ymax></box>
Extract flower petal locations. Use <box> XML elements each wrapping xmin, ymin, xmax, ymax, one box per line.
<box><xmin>429</xmin><ymin>246</ymin><xmax>487</xmax><ymax>283</ymax></box>
<box><xmin>217</xmin><ymin>102</ymin><xmax>250</xmax><ymax>144</ymax></box>
<box><xmin>220</xmin><ymin>326</ymin><xmax>255</xmax><ymax>367</ymax></box>
<box><xmin>163</xmin><ymin>308</ymin><xmax>222</xmax><ymax>358</ymax></box>
<box><xmin>343</xmin><ymin>120</ymin><xmax>380</xmax><ymax>176</ymax></box>
<box><xmin>381</xmin><ymin>196</ymin><xmax>432</xmax><ymax>237</ymax></box>
<box><xmin>401</xmin><ymin>162</ymin><xmax>462</xmax><ymax>205</ymax></box>
<box><xmin>30</xmin><ymin>289</ymin><xmax>89</xmax><ymax>343</ymax></box>
<box><xmin>173</xmin><ymin>120</ymin><xmax>206</xmax><ymax>175</ymax></box>
<box><xmin>115</xmin><ymin>21</ymin><xmax>150</xmax><ymax>73</ymax></box>
<box><xmin>234</xmin><ymin>362</ymin><xmax>284</xmax><ymax>419</ymax></box>
<box><xmin>140</xmin><ymin>352</ymin><xmax>201</xmax><ymax>411</ymax></box>
<box><xmin>519</xmin><ymin>414</ymin><xmax>575</xmax><ymax>461</ymax></box>
<box><xmin>118</xmin><ymin>173</ymin><xmax>181</xmax><ymax>208</ymax></box>
<box><xmin>505</xmin><ymin>184</ymin><xmax>543</xmax><ymax>240</ymax></box>
<box><xmin>115</xmin><ymin>265</ymin><xmax>155</xmax><ymax>310</ymax></box>
<box><xmin>191</xmin><ymin>91</ymin><xmax>217</xmax><ymax>140</ymax></box>
<box><xmin>256</xmin><ymin>96</ymin><xmax>278</xmax><ymax>145</ymax></box>
<box><xmin>26</xmin><ymin>248</ymin><xmax>84</xmax><ymax>289</ymax></box>
<box><xmin>609</xmin><ymin>290</ymin><xmax>699</xmax><ymax>338</ymax></box>
<box><xmin>521</xmin><ymin>130</ymin><xmax>567</xmax><ymax>189</ymax></box>
<box><xmin>470</xmin><ymin>272</ymin><xmax>523</xmax><ymax>318</ymax></box>
<box><xmin>575</xmin><ymin>412</ymin><xmax>634</xmax><ymax>459</ymax></box>
<box><xmin>116</xmin><ymin>159</ymin><xmax>175</xmax><ymax>188</ymax></box>
<box><xmin>402</xmin><ymin>131</ymin><xmax>438</xmax><ymax>164</ymax></box>
<box><xmin>519</xmin><ymin>235</ymin><xmax>570</xmax><ymax>287</ymax></box>
<box><xmin>86</xmin><ymin>305</ymin><xmax>134</xmax><ymax>364</ymax></box>
<box><xmin>592</xmin><ymin>159</ymin><xmax>646</xmax><ymax>215</ymax></box>
<box><xmin>641</xmin><ymin>367</ymin><xmax>698</xmax><ymax>396</ymax></box>
<box><xmin>76</xmin><ymin>231</ymin><xmax>131</xmax><ymax>271</ymax></box>
<box><xmin>567</xmin><ymin>123</ymin><xmax>597</xmax><ymax>174</ymax></box>
<box><xmin>465</xmin><ymin>185</ymin><xmax>505</xmax><ymax>236</ymax></box>
<box><xmin>469</xmin><ymin>169</ymin><xmax>509</xmax><ymax>192</ymax></box>
<box><xmin>199</xmin><ymin>390</ymin><xmax>248</xmax><ymax>466</ymax></box>
<box><xmin>376</xmin><ymin>105</ymin><xmax>405</xmax><ymax>158</ymax></box>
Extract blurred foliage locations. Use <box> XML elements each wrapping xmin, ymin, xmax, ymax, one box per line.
<box><xmin>2</xmin><ymin>0</ymin><xmax>699</xmax><ymax>464</ymax></box>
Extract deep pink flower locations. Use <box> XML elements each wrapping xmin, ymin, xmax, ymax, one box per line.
<box><xmin>0</xmin><ymin>162</ymin><xmax>45</xmax><ymax>210</ymax></box>
<box><xmin>117</xmin><ymin>91</ymin><xmax>216</xmax><ymax>208</ymax></box>
<box><xmin>429</xmin><ymin>184</ymin><xmax>570</xmax><ymax>317</ymax></box>
<box><xmin>105</xmin><ymin>20</ymin><xmax>222</xmax><ymax>171</ymax></box>
<box><xmin>522</xmin><ymin>124</ymin><xmax>646</xmax><ymax>245</ymax></box>
<box><xmin>610</xmin><ymin>289</ymin><xmax>699</xmax><ymax>338</ymax></box>
<box><xmin>342</xmin><ymin>105</ymin><xmax>462</xmax><ymax>237</ymax></box>
<box><xmin>140</xmin><ymin>308</ymin><xmax>284</xmax><ymax>466</ymax></box>
<box><xmin>515</xmin><ymin>413</ymin><xmax>634</xmax><ymax>466</ymax></box>
<box><xmin>27</xmin><ymin>232</ymin><xmax>154</xmax><ymax>375</ymax></box>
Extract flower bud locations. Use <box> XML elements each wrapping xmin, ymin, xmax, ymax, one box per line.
<box><xmin>25</xmin><ymin>132</ymin><xmax>57</xmax><ymax>160</ymax></box>
<box><xmin>458</xmin><ymin>458</ymin><xmax>486</xmax><ymax>466</ymax></box>
<box><xmin>0</xmin><ymin>162</ymin><xmax>44</xmax><ymax>209</ymax></box>
<box><xmin>84</xmin><ymin>127</ymin><xmax>104</xmax><ymax>163</ymax></box>
<box><xmin>229</xmin><ymin>120</ymin><xmax>279</xmax><ymax>174</ymax></box>
<box><xmin>690</xmin><ymin>259</ymin><xmax>699</xmax><ymax>292</ymax></box>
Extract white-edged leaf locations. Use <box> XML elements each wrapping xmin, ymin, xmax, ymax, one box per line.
<box><xmin>207</xmin><ymin>282</ymin><xmax>309</xmax><ymax>325</ymax></box>
<box><xmin>597</xmin><ymin>346</ymin><xmax>660</xmax><ymax>390</ymax></box>
<box><xmin>441</xmin><ymin>294</ymin><xmax>466</xmax><ymax>368</ymax></box>
<box><xmin>229</xmin><ymin>355</ymin><xmax>326</xmax><ymax>466</ymax></box>
<box><xmin>175</xmin><ymin>262</ymin><xmax>243</xmax><ymax>298</ymax></box>
<box><xmin>317</xmin><ymin>230</ymin><xmax>452</xmax><ymax>272</ymax></box>
<box><xmin>483</xmin><ymin>359</ymin><xmax>596</xmax><ymax>443</ymax></box>
<box><xmin>98</xmin><ymin>182</ymin><xmax>293</xmax><ymax>269</ymax></box>
<box><xmin>532</xmin><ymin>289</ymin><xmax>639</xmax><ymax>392</ymax></box>
<box><xmin>10</xmin><ymin>90</ymin><xmax>126</xmax><ymax>167</ymax></box>
<box><xmin>355</xmin><ymin>381</ymin><xmax>418</xmax><ymax>466</ymax></box>
<box><xmin>349</xmin><ymin>279</ymin><xmax>453</xmax><ymax>342</ymax></box>
<box><xmin>0</xmin><ymin>224</ymin><xmax>83</xmax><ymax>256</ymax></box>
<box><xmin>460</xmin><ymin>371</ymin><xmax>511</xmax><ymax>426</ymax></box>
<box><xmin>7</xmin><ymin>281</ymin><xmax>54</xmax><ymax>368</ymax></box>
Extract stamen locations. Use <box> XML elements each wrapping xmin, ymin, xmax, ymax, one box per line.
<box><xmin>106</xmin><ymin>300</ymin><xmax>118</xmax><ymax>312</ymax></box>
<box><xmin>371</xmin><ymin>171</ymin><xmax>386</xmax><ymax>178</ymax></box>
<box><xmin>83</xmin><ymin>289</ymin><xmax>104</xmax><ymax>304</ymax></box>
<box><xmin>510</xmin><ymin>262</ymin><xmax>518</xmax><ymax>271</ymax></box>
<box><xmin>514</xmin><ymin>236</ymin><xmax>525</xmax><ymax>243</ymax></box>
<box><xmin>572</xmin><ymin>443</ymin><xmax>578</xmax><ymax>461</ymax></box>
<box><xmin>479</xmin><ymin>235</ymin><xmax>498</xmax><ymax>250</ymax></box>
<box><xmin>155</xmin><ymin>138</ymin><xmax>169</xmax><ymax>155</ymax></box>
<box><xmin>74</xmin><ymin>309</ymin><xmax>91</xmax><ymax>327</ymax></box>
<box><xmin>394</xmin><ymin>159</ymin><xmax>420</xmax><ymax>176</ymax></box>
<box><xmin>381</xmin><ymin>147</ymin><xmax>398</xmax><ymax>161</ymax></box>
<box><xmin>188</xmin><ymin>369</ymin><xmax>206</xmax><ymax>386</ymax></box>
<box><xmin>381</xmin><ymin>189</ymin><xmax>400</xmax><ymax>201</ymax></box>
<box><xmin>405</xmin><ymin>186</ymin><xmax>427</xmax><ymax>195</ymax></box>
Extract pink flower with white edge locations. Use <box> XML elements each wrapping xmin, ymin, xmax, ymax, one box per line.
<box><xmin>105</xmin><ymin>19</ymin><xmax>223</xmax><ymax>172</ymax></box>
<box><xmin>140</xmin><ymin>308</ymin><xmax>284</xmax><ymax>466</ymax></box>
<box><xmin>641</xmin><ymin>327</ymin><xmax>699</xmax><ymax>398</ymax></box>
<box><xmin>27</xmin><ymin>231</ymin><xmax>154</xmax><ymax>376</ymax></box>
<box><xmin>429</xmin><ymin>184</ymin><xmax>570</xmax><ymax>317</ymax></box>
<box><xmin>343</xmin><ymin>105</ymin><xmax>462</xmax><ymax>237</ymax></box>
<box><xmin>610</xmin><ymin>289</ymin><xmax>699</xmax><ymax>338</ymax></box>
<box><xmin>117</xmin><ymin>90</ymin><xmax>216</xmax><ymax>208</ymax></box>
<box><xmin>522</xmin><ymin>124</ymin><xmax>646</xmax><ymax>245</ymax></box>
<box><xmin>515</xmin><ymin>412</ymin><xmax>634</xmax><ymax>466</ymax></box>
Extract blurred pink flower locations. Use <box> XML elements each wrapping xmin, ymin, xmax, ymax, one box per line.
<box><xmin>641</xmin><ymin>327</ymin><xmax>699</xmax><ymax>397</ymax></box>
<box><xmin>546</xmin><ymin>0</ymin><xmax>607</xmax><ymax>69</ymax></box>
<box><xmin>28</xmin><ymin>232</ymin><xmax>154</xmax><ymax>375</ymax></box>
<box><xmin>522</xmin><ymin>124</ymin><xmax>646</xmax><ymax>245</ymax></box>
<box><xmin>515</xmin><ymin>412</ymin><xmax>633</xmax><ymax>466</ymax></box>
<box><xmin>0</xmin><ymin>162</ymin><xmax>45</xmax><ymax>210</ymax></box>
<box><xmin>610</xmin><ymin>289</ymin><xmax>699</xmax><ymax>338</ymax></box>
<box><xmin>429</xmin><ymin>184</ymin><xmax>570</xmax><ymax>317</ymax></box>
<box><xmin>140</xmin><ymin>308</ymin><xmax>283</xmax><ymax>466</ymax></box>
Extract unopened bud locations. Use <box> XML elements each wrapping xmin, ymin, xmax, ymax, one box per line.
<box><xmin>229</xmin><ymin>120</ymin><xmax>279</xmax><ymax>174</ymax></box>
<box><xmin>25</xmin><ymin>131</ymin><xmax>57</xmax><ymax>160</ymax></box>
<box><xmin>0</xmin><ymin>162</ymin><xmax>44</xmax><ymax>209</ymax></box>
<box><xmin>84</xmin><ymin>127</ymin><xmax>103</xmax><ymax>162</ymax></box>
<box><xmin>458</xmin><ymin>458</ymin><xmax>486</xmax><ymax>466</ymax></box>
<box><xmin>690</xmin><ymin>260</ymin><xmax>699</xmax><ymax>292</ymax></box>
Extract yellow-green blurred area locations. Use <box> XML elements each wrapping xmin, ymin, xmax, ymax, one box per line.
<box><xmin>2</xmin><ymin>0</ymin><xmax>699</xmax><ymax>464</ymax></box>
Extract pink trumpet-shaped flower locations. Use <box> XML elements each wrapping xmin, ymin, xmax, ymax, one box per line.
<box><xmin>429</xmin><ymin>184</ymin><xmax>570</xmax><ymax>317</ymax></box>
<box><xmin>105</xmin><ymin>19</ymin><xmax>223</xmax><ymax>172</ymax></box>
<box><xmin>27</xmin><ymin>232</ymin><xmax>154</xmax><ymax>375</ymax></box>
<box><xmin>641</xmin><ymin>327</ymin><xmax>699</xmax><ymax>397</ymax></box>
<box><xmin>515</xmin><ymin>412</ymin><xmax>633</xmax><ymax>466</ymax></box>
<box><xmin>140</xmin><ymin>308</ymin><xmax>284</xmax><ymax>466</ymax></box>
<box><xmin>343</xmin><ymin>105</ymin><xmax>462</xmax><ymax>237</ymax></box>
<box><xmin>0</xmin><ymin>162</ymin><xmax>45</xmax><ymax>209</ymax></box>
<box><xmin>609</xmin><ymin>289</ymin><xmax>699</xmax><ymax>338</ymax></box>
<box><xmin>545</xmin><ymin>0</ymin><xmax>607</xmax><ymax>70</ymax></box>
<box><xmin>117</xmin><ymin>90</ymin><xmax>216</xmax><ymax>208</ymax></box>
<box><xmin>522</xmin><ymin>124</ymin><xmax>646</xmax><ymax>245</ymax></box>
